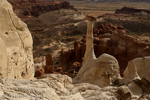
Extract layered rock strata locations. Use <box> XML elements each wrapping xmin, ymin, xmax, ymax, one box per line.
<box><xmin>7</xmin><ymin>0</ymin><xmax>77</xmax><ymax>21</ymax></box>
<box><xmin>0</xmin><ymin>0</ymin><xmax>34</xmax><ymax>79</ymax></box>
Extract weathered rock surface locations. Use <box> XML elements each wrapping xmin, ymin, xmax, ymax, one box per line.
<box><xmin>59</xmin><ymin>22</ymin><xmax>150</xmax><ymax>76</ymax></box>
<box><xmin>0</xmin><ymin>0</ymin><xmax>34</xmax><ymax>79</ymax></box>
<box><xmin>120</xmin><ymin>56</ymin><xmax>150</xmax><ymax>84</ymax></box>
<box><xmin>0</xmin><ymin>38</ymin><xmax>7</xmax><ymax>79</ymax></box>
<box><xmin>7</xmin><ymin>0</ymin><xmax>77</xmax><ymax>21</ymax></box>
<box><xmin>0</xmin><ymin>74</ymin><xmax>115</xmax><ymax>100</ymax></box>
<box><xmin>74</xmin><ymin>53</ymin><xmax>121</xmax><ymax>87</ymax></box>
<box><xmin>0</xmin><ymin>74</ymin><xmax>149</xmax><ymax>100</ymax></box>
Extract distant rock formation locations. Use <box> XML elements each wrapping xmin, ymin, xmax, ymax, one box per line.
<box><xmin>7</xmin><ymin>0</ymin><xmax>77</xmax><ymax>21</ymax></box>
<box><xmin>72</xmin><ymin>0</ymin><xmax>150</xmax><ymax>3</ymax></box>
<box><xmin>0</xmin><ymin>0</ymin><xmax>34</xmax><ymax>79</ymax></box>
<box><xmin>59</xmin><ymin>22</ymin><xmax>150</xmax><ymax>76</ymax></box>
<box><xmin>115</xmin><ymin>6</ymin><xmax>150</xmax><ymax>15</ymax></box>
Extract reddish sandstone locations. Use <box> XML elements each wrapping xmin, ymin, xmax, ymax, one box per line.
<box><xmin>59</xmin><ymin>23</ymin><xmax>150</xmax><ymax>76</ymax></box>
<box><xmin>56</xmin><ymin>67</ymin><xmax>63</xmax><ymax>74</ymax></box>
<box><xmin>45</xmin><ymin>54</ymin><xmax>54</xmax><ymax>73</ymax></box>
<box><xmin>34</xmin><ymin>68</ymin><xmax>45</xmax><ymax>78</ymax></box>
<box><xmin>7</xmin><ymin>0</ymin><xmax>77</xmax><ymax>21</ymax></box>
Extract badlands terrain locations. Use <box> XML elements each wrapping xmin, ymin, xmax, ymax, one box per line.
<box><xmin>0</xmin><ymin>0</ymin><xmax>150</xmax><ymax>100</ymax></box>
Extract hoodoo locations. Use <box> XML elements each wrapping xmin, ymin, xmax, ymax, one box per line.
<box><xmin>73</xmin><ymin>16</ymin><xmax>121</xmax><ymax>87</ymax></box>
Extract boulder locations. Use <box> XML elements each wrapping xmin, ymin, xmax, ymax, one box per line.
<box><xmin>55</xmin><ymin>67</ymin><xmax>63</xmax><ymax>74</ymax></box>
<box><xmin>74</xmin><ymin>53</ymin><xmax>121</xmax><ymax>87</ymax></box>
<box><xmin>70</xmin><ymin>62</ymin><xmax>82</xmax><ymax>72</ymax></box>
<box><xmin>34</xmin><ymin>68</ymin><xmax>45</xmax><ymax>78</ymax></box>
<box><xmin>120</xmin><ymin>56</ymin><xmax>150</xmax><ymax>84</ymax></box>
<box><xmin>0</xmin><ymin>0</ymin><xmax>34</xmax><ymax>79</ymax></box>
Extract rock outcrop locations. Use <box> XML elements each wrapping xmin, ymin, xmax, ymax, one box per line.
<box><xmin>73</xmin><ymin>16</ymin><xmax>121</xmax><ymax>87</ymax></box>
<box><xmin>120</xmin><ymin>56</ymin><xmax>150</xmax><ymax>84</ymax></box>
<box><xmin>45</xmin><ymin>54</ymin><xmax>54</xmax><ymax>73</ymax></box>
<box><xmin>0</xmin><ymin>38</ymin><xmax>7</xmax><ymax>79</ymax></box>
<box><xmin>0</xmin><ymin>0</ymin><xmax>34</xmax><ymax>79</ymax></box>
<box><xmin>7</xmin><ymin>0</ymin><xmax>77</xmax><ymax>21</ymax></box>
<box><xmin>59</xmin><ymin>22</ymin><xmax>150</xmax><ymax>76</ymax></box>
<box><xmin>35</xmin><ymin>53</ymin><xmax>65</xmax><ymax>78</ymax></box>
<box><xmin>115</xmin><ymin>6</ymin><xmax>150</xmax><ymax>15</ymax></box>
<box><xmin>0</xmin><ymin>74</ymin><xmax>150</xmax><ymax>100</ymax></box>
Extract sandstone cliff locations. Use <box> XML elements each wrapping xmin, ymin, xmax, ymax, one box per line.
<box><xmin>0</xmin><ymin>0</ymin><xmax>34</xmax><ymax>79</ymax></box>
<box><xmin>7</xmin><ymin>0</ymin><xmax>77</xmax><ymax>21</ymax></box>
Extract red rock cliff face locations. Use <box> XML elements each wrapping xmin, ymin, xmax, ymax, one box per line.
<box><xmin>7</xmin><ymin>0</ymin><xmax>77</xmax><ymax>21</ymax></box>
<box><xmin>59</xmin><ymin>23</ymin><xmax>150</xmax><ymax>76</ymax></box>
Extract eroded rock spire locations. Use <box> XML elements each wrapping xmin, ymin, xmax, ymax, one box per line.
<box><xmin>84</xmin><ymin>16</ymin><xmax>97</xmax><ymax>63</ymax></box>
<box><xmin>73</xmin><ymin>15</ymin><xmax>121</xmax><ymax>87</ymax></box>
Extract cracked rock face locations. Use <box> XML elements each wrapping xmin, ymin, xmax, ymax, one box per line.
<box><xmin>0</xmin><ymin>0</ymin><xmax>34</xmax><ymax>79</ymax></box>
